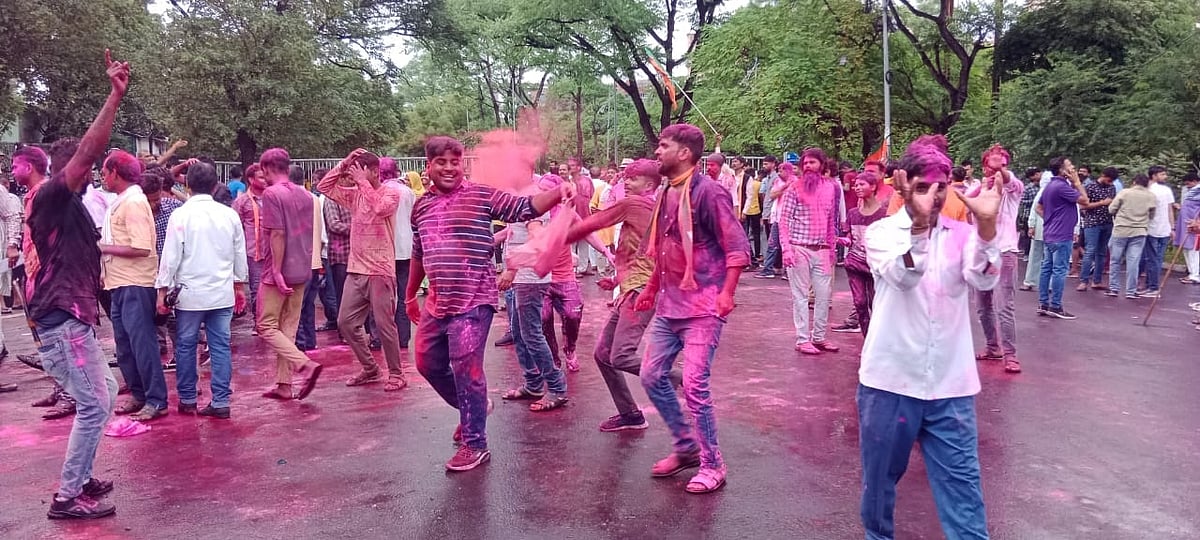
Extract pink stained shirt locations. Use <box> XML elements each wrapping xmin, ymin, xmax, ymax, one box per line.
<box><xmin>318</xmin><ymin>174</ymin><xmax>401</xmax><ymax>278</ymax></box>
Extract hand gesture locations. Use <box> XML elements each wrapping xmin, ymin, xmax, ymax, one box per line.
<box><xmin>105</xmin><ymin>49</ymin><xmax>131</xmax><ymax>96</ymax></box>
<box><xmin>173</xmin><ymin>140</ymin><xmax>189</xmax><ymax>149</ymax></box>
<box><xmin>960</xmin><ymin>176</ymin><xmax>1002</xmax><ymax>225</ymax></box>
<box><xmin>894</xmin><ymin>169</ymin><xmax>937</xmax><ymax>232</ymax></box>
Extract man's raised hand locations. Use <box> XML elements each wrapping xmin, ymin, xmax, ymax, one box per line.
<box><xmin>105</xmin><ymin>49</ymin><xmax>130</xmax><ymax>97</ymax></box>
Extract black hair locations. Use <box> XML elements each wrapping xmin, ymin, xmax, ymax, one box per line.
<box><xmin>1148</xmin><ymin>165</ymin><xmax>1167</xmax><ymax>177</ymax></box>
<box><xmin>229</xmin><ymin>165</ymin><xmax>244</xmax><ymax>179</ymax></box>
<box><xmin>186</xmin><ymin>162</ymin><xmax>219</xmax><ymax>195</ymax></box>
<box><xmin>1101</xmin><ymin>167</ymin><xmax>1120</xmax><ymax>180</ymax></box>
<box><xmin>1133</xmin><ymin>174</ymin><xmax>1150</xmax><ymax>187</ymax></box>
<box><xmin>1048</xmin><ymin>156</ymin><xmax>1070</xmax><ymax>177</ymax></box>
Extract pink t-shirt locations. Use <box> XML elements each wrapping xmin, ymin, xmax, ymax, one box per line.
<box><xmin>260</xmin><ymin>182</ymin><xmax>314</xmax><ymax>286</ymax></box>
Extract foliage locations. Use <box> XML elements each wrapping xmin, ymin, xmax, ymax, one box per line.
<box><xmin>0</xmin><ymin>0</ymin><xmax>159</xmax><ymax>141</ymax></box>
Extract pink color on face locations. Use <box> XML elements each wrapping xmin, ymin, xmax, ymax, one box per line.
<box><xmin>802</xmin><ymin>157</ymin><xmax>823</xmax><ymax>174</ymax></box>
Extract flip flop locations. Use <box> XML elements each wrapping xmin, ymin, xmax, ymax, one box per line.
<box><xmin>529</xmin><ymin>395</ymin><xmax>569</xmax><ymax>412</ymax></box>
<box><xmin>502</xmin><ymin>387</ymin><xmax>545</xmax><ymax>401</ymax></box>
<box><xmin>295</xmin><ymin>363</ymin><xmax>323</xmax><ymax>401</ymax></box>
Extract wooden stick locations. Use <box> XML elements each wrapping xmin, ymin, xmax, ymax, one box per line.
<box><xmin>1143</xmin><ymin>244</ymin><xmax>1184</xmax><ymax>326</ymax></box>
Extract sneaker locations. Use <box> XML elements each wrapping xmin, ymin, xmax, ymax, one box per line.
<box><xmin>178</xmin><ymin>402</ymin><xmax>198</xmax><ymax>415</ymax></box>
<box><xmin>599</xmin><ymin>412</ymin><xmax>649</xmax><ymax>432</ymax></box>
<box><xmin>1137</xmin><ymin>289</ymin><xmax>1160</xmax><ymax>298</ymax></box>
<box><xmin>1075</xmin><ymin>282</ymin><xmax>1088</xmax><ymax>291</ymax></box>
<box><xmin>1126</xmin><ymin>292</ymin><xmax>1141</xmax><ymax>299</ymax></box>
<box><xmin>831</xmin><ymin>322</ymin><xmax>861</xmax><ymax>333</ymax></box>
<box><xmin>493</xmin><ymin>333</ymin><xmax>514</xmax><ymax>347</ymax></box>
<box><xmin>754</xmin><ymin>272</ymin><xmax>776</xmax><ymax>279</ymax></box>
<box><xmin>1045</xmin><ymin>307</ymin><xmax>1076</xmax><ymax>320</ymax></box>
<box><xmin>1004</xmin><ymin>357</ymin><xmax>1022</xmax><ymax>373</ymax></box>
<box><xmin>1104</xmin><ymin>290</ymin><xmax>1119</xmax><ymax>297</ymax></box>
<box><xmin>47</xmin><ymin>493</ymin><xmax>115</xmax><ymax>520</ymax></box>
<box><xmin>1</xmin><ymin>307</ymin><xmax>11</xmax><ymax>314</ymax></box>
<box><xmin>369</xmin><ymin>337</ymin><xmax>382</xmax><ymax>351</ymax></box>
<box><xmin>162</xmin><ymin>361</ymin><xmax>177</xmax><ymax>372</ymax></box>
<box><xmin>651</xmin><ymin>450</ymin><xmax>702</xmax><ymax>477</ymax></box>
<box><xmin>80</xmin><ymin>478</ymin><xmax>113</xmax><ymax>498</ymax></box>
<box><xmin>198</xmin><ymin>405</ymin><xmax>231</xmax><ymax>419</ymax></box>
<box><xmin>564</xmin><ymin>350</ymin><xmax>580</xmax><ymax>372</ymax></box>
<box><xmin>446</xmin><ymin>446</ymin><xmax>491</xmax><ymax>472</ymax></box>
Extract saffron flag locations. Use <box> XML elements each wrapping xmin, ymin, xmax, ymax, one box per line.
<box><xmin>866</xmin><ymin>139</ymin><xmax>889</xmax><ymax>163</ymax></box>
<box><xmin>645</xmin><ymin>49</ymin><xmax>678</xmax><ymax>111</ymax></box>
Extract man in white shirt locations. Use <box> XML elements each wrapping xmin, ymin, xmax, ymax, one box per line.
<box><xmin>967</xmin><ymin>144</ymin><xmax>1025</xmax><ymax>373</ymax></box>
<box><xmin>385</xmin><ymin>159</ymin><xmax>416</xmax><ymax>349</ymax></box>
<box><xmin>1138</xmin><ymin>165</ymin><xmax>1174</xmax><ymax>297</ymax></box>
<box><xmin>859</xmin><ymin>135</ymin><xmax>1001</xmax><ymax>540</ymax></box>
<box><xmin>155</xmin><ymin>163</ymin><xmax>248</xmax><ymax>419</ymax></box>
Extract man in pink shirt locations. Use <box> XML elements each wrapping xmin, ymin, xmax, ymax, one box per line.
<box><xmin>317</xmin><ymin>149</ymin><xmax>407</xmax><ymax>391</ymax></box>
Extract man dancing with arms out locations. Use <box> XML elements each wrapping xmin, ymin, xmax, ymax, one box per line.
<box><xmin>968</xmin><ymin>144</ymin><xmax>1025</xmax><ymax>373</ymax></box>
<box><xmin>635</xmin><ymin>124</ymin><xmax>751</xmax><ymax>494</ymax></box>
<box><xmin>566</xmin><ymin>159</ymin><xmax>666</xmax><ymax>432</ymax></box>
<box><xmin>406</xmin><ymin>136</ymin><xmax>575</xmax><ymax>472</ymax></box>
<box><xmin>858</xmin><ymin>135</ymin><xmax>1002</xmax><ymax>539</ymax></box>
<box><xmin>30</xmin><ymin>50</ymin><xmax>129</xmax><ymax>519</ymax></box>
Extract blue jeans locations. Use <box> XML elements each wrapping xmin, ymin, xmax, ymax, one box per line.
<box><xmin>1079</xmin><ymin>224</ymin><xmax>1112</xmax><ymax>285</ymax></box>
<box><xmin>1140</xmin><ymin>236</ymin><xmax>1169</xmax><ymax>291</ymax></box>
<box><xmin>1037</xmin><ymin>241</ymin><xmax>1072</xmax><ymax>309</ymax></box>
<box><xmin>1109</xmin><ymin>235</ymin><xmax>1147</xmax><ymax>295</ymax></box>
<box><xmin>760</xmin><ymin>222</ymin><xmax>781</xmax><ymax>273</ymax></box>
<box><xmin>504</xmin><ymin>288</ymin><xmax>516</xmax><ymax>336</ymax></box>
<box><xmin>38</xmin><ymin>318</ymin><xmax>118</xmax><ymax>498</ymax></box>
<box><xmin>512</xmin><ymin>283</ymin><xmax>566</xmax><ymax>395</ymax></box>
<box><xmin>320</xmin><ymin>258</ymin><xmax>339</xmax><ymax>323</ymax></box>
<box><xmin>296</xmin><ymin>269</ymin><xmax>320</xmax><ymax>350</ymax></box>
<box><xmin>175</xmin><ymin>308</ymin><xmax>233</xmax><ymax>408</ymax></box>
<box><xmin>857</xmin><ymin>384</ymin><xmax>988</xmax><ymax>540</ymax></box>
<box><xmin>641</xmin><ymin>315</ymin><xmax>725</xmax><ymax>469</ymax></box>
<box><xmin>247</xmin><ymin>258</ymin><xmax>263</xmax><ymax>319</ymax></box>
<box><xmin>111</xmin><ymin>286</ymin><xmax>168</xmax><ymax>409</ymax></box>
<box><xmin>415</xmin><ymin>305</ymin><xmax>494</xmax><ymax>450</ymax></box>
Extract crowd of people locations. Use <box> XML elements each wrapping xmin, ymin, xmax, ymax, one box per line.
<box><xmin>3</xmin><ymin>48</ymin><xmax>1197</xmax><ymax>539</ymax></box>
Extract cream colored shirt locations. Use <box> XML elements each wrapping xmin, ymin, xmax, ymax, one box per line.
<box><xmin>103</xmin><ymin>190</ymin><xmax>159</xmax><ymax>290</ymax></box>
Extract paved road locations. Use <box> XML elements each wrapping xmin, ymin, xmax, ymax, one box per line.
<box><xmin>1</xmin><ymin>262</ymin><xmax>1198</xmax><ymax>539</ymax></box>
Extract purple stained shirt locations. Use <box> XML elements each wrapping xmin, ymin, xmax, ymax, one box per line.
<box><xmin>650</xmin><ymin>171</ymin><xmax>751</xmax><ymax>320</ymax></box>
<box><xmin>260</xmin><ymin>182</ymin><xmax>314</xmax><ymax>286</ymax></box>
<box><xmin>1040</xmin><ymin>177</ymin><xmax>1080</xmax><ymax>243</ymax></box>
<box><xmin>27</xmin><ymin>174</ymin><xmax>103</xmax><ymax>327</ymax></box>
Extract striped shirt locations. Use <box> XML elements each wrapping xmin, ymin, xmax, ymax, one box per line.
<box><xmin>412</xmin><ymin>181</ymin><xmax>538</xmax><ymax>318</ymax></box>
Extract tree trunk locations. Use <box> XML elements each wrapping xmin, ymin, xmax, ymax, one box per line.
<box><xmin>236</xmin><ymin>129</ymin><xmax>257</xmax><ymax>167</ymax></box>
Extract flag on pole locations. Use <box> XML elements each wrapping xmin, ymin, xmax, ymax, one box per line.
<box><xmin>644</xmin><ymin>48</ymin><xmax>678</xmax><ymax>111</ymax></box>
<box><xmin>866</xmin><ymin>139</ymin><xmax>889</xmax><ymax>163</ymax></box>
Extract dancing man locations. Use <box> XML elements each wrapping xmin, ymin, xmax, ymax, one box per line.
<box><xmin>635</xmin><ymin>123</ymin><xmax>751</xmax><ymax>494</ymax></box>
<box><xmin>858</xmin><ymin>135</ymin><xmax>1001</xmax><ymax>539</ymax></box>
<box><xmin>29</xmin><ymin>49</ymin><xmax>129</xmax><ymax>519</ymax></box>
<box><xmin>406</xmin><ymin>136</ymin><xmax>574</xmax><ymax>472</ymax></box>
<box><xmin>566</xmin><ymin>159</ymin><xmax>664</xmax><ymax>431</ymax></box>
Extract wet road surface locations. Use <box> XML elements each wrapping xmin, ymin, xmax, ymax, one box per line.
<box><xmin>1</xmin><ymin>262</ymin><xmax>1198</xmax><ymax>539</ymax></box>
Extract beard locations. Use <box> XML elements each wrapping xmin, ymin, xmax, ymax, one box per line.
<box><xmin>802</xmin><ymin>171</ymin><xmax>824</xmax><ymax>194</ymax></box>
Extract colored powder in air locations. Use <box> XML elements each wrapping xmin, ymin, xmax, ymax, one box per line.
<box><xmin>467</xmin><ymin>109</ymin><xmax>547</xmax><ymax>193</ymax></box>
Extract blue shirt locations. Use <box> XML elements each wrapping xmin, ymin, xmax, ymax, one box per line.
<box><xmin>228</xmin><ymin>179</ymin><xmax>247</xmax><ymax>199</ymax></box>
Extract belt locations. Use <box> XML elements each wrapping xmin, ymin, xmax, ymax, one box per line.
<box><xmin>793</xmin><ymin>243</ymin><xmax>829</xmax><ymax>251</ymax></box>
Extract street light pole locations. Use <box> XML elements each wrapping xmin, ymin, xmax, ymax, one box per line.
<box><xmin>882</xmin><ymin>0</ymin><xmax>893</xmax><ymax>159</ymax></box>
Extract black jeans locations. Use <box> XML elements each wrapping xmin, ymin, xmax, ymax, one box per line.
<box><xmin>394</xmin><ymin>260</ymin><xmax>412</xmax><ymax>348</ymax></box>
<box><xmin>743</xmin><ymin>214</ymin><xmax>762</xmax><ymax>261</ymax></box>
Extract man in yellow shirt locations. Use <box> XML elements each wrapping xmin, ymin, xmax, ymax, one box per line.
<box><xmin>101</xmin><ymin>150</ymin><xmax>169</xmax><ymax>422</ymax></box>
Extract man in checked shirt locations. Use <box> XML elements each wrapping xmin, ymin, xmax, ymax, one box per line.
<box><xmin>405</xmin><ymin>136</ymin><xmax>575</xmax><ymax>472</ymax></box>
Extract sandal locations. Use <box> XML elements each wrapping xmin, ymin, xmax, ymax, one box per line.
<box><xmin>346</xmin><ymin>368</ymin><xmax>382</xmax><ymax>387</ymax></box>
<box><xmin>502</xmin><ymin>387</ymin><xmax>545</xmax><ymax>401</ymax></box>
<box><xmin>130</xmin><ymin>405</ymin><xmax>168</xmax><ymax>422</ymax></box>
<box><xmin>384</xmin><ymin>375</ymin><xmax>408</xmax><ymax>392</ymax></box>
<box><xmin>685</xmin><ymin>467</ymin><xmax>727</xmax><ymax>494</ymax></box>
<box><xmin>975</xmin><ymin>351</ymin><xmax>1003</xmax><ymax>361</ymax></box>
<box><xmin>1181</xmin><ymin>278</ymin><xmax>1200</xmax><ymax>284</ymax></box>
<box><xmin>114</xmin><ymin>400</ymin><xmax>145</xmax><ymax>415</ymax></box>
<box><xmin>295</xmin><ymin>363</ymin><xmax>324</xmax><ymax>400</ymax></box>
<box><xmin>529</xmin><ymin>394</ymin><xmax>569</xmax><ymax>412</ymax></box>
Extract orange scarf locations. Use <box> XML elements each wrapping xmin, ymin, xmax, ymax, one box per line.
<box><xmin>645</xmin><ymin>167</ymin><xmax>698</xmax><ymax>290</ymax></box>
